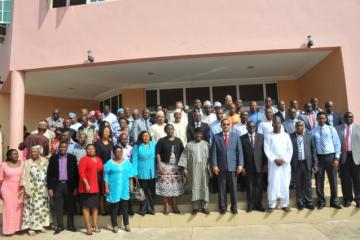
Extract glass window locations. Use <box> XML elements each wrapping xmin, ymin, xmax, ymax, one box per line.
<box><xmin>186</xmin><ymin>87</ymin><xmax>210</xmax><ymax>107</ymax></box>
<box><xmin>239</xmin><ymin>84</ymin><xmax>264</xmax><ymax>106</ymax></box>
<box><xmin>160</xmin><ymin>88</ymin><xmax>183</xmax><ymax>110</ymax></box>
<box><xmin>118</xmin><ymin>94</ymin><xmax>122</xmax><ymax>108</ymax></box>
<box><xmin>52</xmin><ymin>0</ymin><xmax>67</xmax><ymax>8</ymax></box>
<box><xmin>111</xmin><ymin>96</ymin><xmax>118</xmax><ymax>114</ymax></box>
<box><xmin>265</xmin><ymin>83</ymin><xmax>278</xmax><ymax>104</ymax></box>
<box><xmin>0</xmin><ymin>0</ymin><xmax>12</xmax><ymax>24</ymax></box>
<box><xmin>70</xmin><ymin>0</ymin><xmax>86</xmax><ymax>5</ymax></box>
<box><xmin>146</xmin><ymin>90</ymin><xmax>157</xmax><ymax>111</ymax></box>
<box><xmin>212</xmin><ymin>85</ymin><xmax>237</xmax><ymax>104</ymax></box>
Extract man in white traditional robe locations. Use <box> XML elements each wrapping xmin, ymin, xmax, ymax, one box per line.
<box><xmin>172</xmin><ymin>109</ymin><xmax>187</xmax><ymax>146</ymax></box>
<box><xmin>264</xmin><ymin>117</ymin><xmax>293</xmax><ymax>212</ymax></box>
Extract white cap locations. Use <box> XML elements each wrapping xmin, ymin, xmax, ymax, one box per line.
<box><xmin>203</xmin><ymin>100</ymin><xmax>212</xmax><ymax>107</ymax></box>
<box><xmin>214</xmin><ymin>101</ymin><xmax>222</xmax><ymax>107</ymax></box>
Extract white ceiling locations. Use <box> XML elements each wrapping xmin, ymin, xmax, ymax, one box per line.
<box><xmin>25</xmin><ymin>50</ymin><xmax>332</xmax><ymax>100</ymax></box>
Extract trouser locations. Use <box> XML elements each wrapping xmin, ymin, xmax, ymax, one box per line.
<box><xmin>192</xmin><ymin>200</ymin><xmax>208</xmax><ymax>210</ymax></box>
<box><xmin>217</xmin><ymin>171</ymin><xmax>237</xmax><ymax>210</ymax></box>
<box><xmin>340</xmin><ymin>152</ymin><xmax>360</xmax><ymax>204</ymax></box>
<box><xmin>315</xmin><ymin>153</ymin><xmax>339</xmax><ymax>205</ymax></box>
<box><xmin>54</xmin><ymin>182</ymin><xmax>75</xmax><ymax>228</ymax></box>
<box><xmin>246</xmin><ymin>171</ymin><xmax>263</xmax><ymax>207</ymax></box>
<box><xmin>138</xmin><ymin>179</ymin><xmax>155</xmax><ymax>213</ymax></box>
<box><xmin>295</xmin><ymin>160</ymin><xmax>313</xmax><ymax>206</ymax></box>
<box><xmin>269</xmin><ymin>196</ymin><xmax>289</xmax><ymax>208</ymax></box>
<box><xmin>110</xmin><ymin>200</ymin><xmax>129</xmax><ymax>227</ymax></box>
<box><xmin>290</xmin><ymin>159</ymin><xmax>296</xmax><ymax>188</ymax></box>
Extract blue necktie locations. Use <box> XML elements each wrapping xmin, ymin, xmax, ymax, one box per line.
<box><xmin>319</xmin><ymin>127</ymin><xmax>327</xmax><ymax>153</ymax></box>
<box><xmin>297</xmin><ymin>136</ymin><xmax>303</xmax><ymax>160</ymax></box>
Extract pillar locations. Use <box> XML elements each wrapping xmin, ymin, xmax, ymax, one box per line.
<box><xmin>9</xmin><ymin>71</ymin><xmax>25</xmax><ymax>149</ymax></box>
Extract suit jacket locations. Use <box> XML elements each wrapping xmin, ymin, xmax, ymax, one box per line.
<box><xmin>290</xmin><ymin>132</ymin><xmax>318</xmax><ymax>171</ymax></box>
<box><xmin>274</xmin><ymin>111</ymin><xmax>287</xmax><ymax>123</ymax></box>
<box><xmin>131</xmin><ymin>118</ymin><xmax>151</xmax><ymax>143</ymax></box>
<box><xmin>327</xmin><ymin>112</ymin><xmax>343</xmax><ymax>126</ymax></box>
<box><xmin>47</xmin><ymin>153</ymin><xmax>79</xmax><ymax>192</ymax></box>
<box><xmin>187</xmin><ymin>122</ymin><xmax>210</xmax><ymax>143</ymax></box>
<box><xmin>187</xmin><ymin>109</ymin><xmax>204</xmax><ymax>125</ymax></box>
<box><xmin>210</xmin><ymin>131</ymin><xmax>244</xmax><ymax>172</ymax></box>
<box><xmin>283</xmin><ymin>119</ymin><xmax>297</xmax><ymax>134</ymax></box>
<box><xmin>335</xmin><ymin>124</ymin><xmax>360</xmax><ymax>165</ymax></box>
<box><xmin>299</xmin><ymin>114</ymin><xmax>317</xmax><ymax>131</ymax></box>
<box><xmin>240</xmin><ymin>133</ymin><xmax>267</xmax><ymax>173</ymax></box>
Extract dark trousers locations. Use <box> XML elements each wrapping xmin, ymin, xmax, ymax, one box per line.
<box><xmin>295</xmin><ymin>160</ymin><xmax>313</xmax><ymax>206</ymax></box>
<box><xmin>246</xmin><ymin>171</ymin><xmax>263</xmax><ymax>207</ymax></box>
<box><xmin>315</xmin><ymin>154</ymin><xmax>339</xmax><ymax>205</ymax></box>
<box><xmin>217</xmin><ymin>171</ymin><xmax>237</xmax><ymax>210</ymax></box>
<box><xmin>54</xmin><ymin>182</ymin><xmax>75</xmax><ymax>228</ymax></box>
<box><xmin>340</xmin><ymin>152</ymin><xmax>360</xmax><ymax>204</ymax></box>
<box><xmin>138</xmin><ymin>179</ymin><xmax>155</xmax><ymax>213</ymax></box>
<box><xmin>110</xmin><ymin>200</ymin><xmax>129</xmax><ymax>227</ymax></box>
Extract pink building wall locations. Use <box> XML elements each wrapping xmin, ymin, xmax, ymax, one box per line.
<box><xmin>1</xmin><ymin>1</ymin><xmax>360</xmax><ymax>114</ymax></box>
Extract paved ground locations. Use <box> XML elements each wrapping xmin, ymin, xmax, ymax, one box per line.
<box><xmin>2</xmin><ymin>219</ymin><xmax>359</xmax><ymax>240</ymax></box>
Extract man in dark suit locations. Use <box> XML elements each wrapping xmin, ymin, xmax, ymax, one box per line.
<box><xmin>47</xmin><ymin>141</ymin><xmax>79</xmax><ymax>234</ymax></box>
<box><xmin>241</xmin><ymin>120</ymin><xmax>267</xmax><ymax>212</ymax></box>
<box><xmin>290</xmin><ymin>121</ymin><xmax>318</xmax><ymax>210</ymax></box>
<box><xmin>188</xmin><ymin>98</ymin><xmax>203</xmax><ymax>125</ymax></box>
<box><xmin>211</xmin><ymin>118</ymin><xmax>244</xmax><ymax>214</ymax></box>
<box><xmin>274</xmin><ymin>100</ymin><xmax>287</xmax><ymax>123</ymax></box>
<box><xmin>335</xmin><ymin>112</ymin><xmax>360</xmax><ymax>208</ymax></box>
<box><xmin>299</xmin><ymin>102</ymin><xmax>317</xmax><ymax>131</ymax></box>
<box><xmin>325</xmin><ymin>100</ymin><xmax>343</xmax><ymax>126</ymax></box>
<box><xmin>187</xmin><ymin>111</ymin><xmax>210</xmax><ymax>142</ymax></box>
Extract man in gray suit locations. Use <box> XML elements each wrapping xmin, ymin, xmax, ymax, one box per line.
<box><xmin>335</xmin><ymin>112</ymin><xmax>360</xmax><ymax>208</ymax></box>
<box><xmin>283</xmin><ymin>108</ymin><xmax>299</xmax><ymax>135</ymax></box>
<box><xmin>290</xmin><ymin>121</ymin><xmax>318</xmax><ymax>210</ymax></box>
<box><xmin>211</xmin><ymin>118</ymin><xmax>244</xmax><ymax>214</ymax></box>
<box><xmin>325</xmin><ymin>101</ymin><xmax>343</xmax><ymax>126</ymax></box>
<box><xmin>130</xmin><ymin>109</ymin><xmax>151</xmax><ymax>144</ymax></box>
<box><xmin>299</xmin><ymin>102</ymin><xmax>317</xmax><ymax>131</ymax></box>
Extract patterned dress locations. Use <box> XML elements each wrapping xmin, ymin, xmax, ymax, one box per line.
<box><xmin>22</xmin><ymin>159</ymin><xmax>50</xmax><ymax>230</ymax></box>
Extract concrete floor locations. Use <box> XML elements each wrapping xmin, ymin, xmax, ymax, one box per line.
<box><xmin>2</xmin><ymin>219</ymin><xmax>359</xmax><ymax>240</ymax></box>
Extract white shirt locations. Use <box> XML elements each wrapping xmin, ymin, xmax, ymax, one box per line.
<box><xmin>202</xmin><ymin>113</ymin><xmax>217</xmax><ymax>125</ymax></box>
<box><xmin>172</xmin><ymin>122</ymin><xmax>187</xmax><ymax>146</ymax></box>
<box><xmin>121</xmin><ymin>144</ymin><xmax>133</xmax><ymax>161</ymax></box>
<box><xmin>258</xmin><ymin>120</ymin><xmax>284</xmax><ymax>136</ymax></box>
<box><xmin>233</xmin><ymin>123</ymin><xmax>247</xmax><ymax>136</ymax></box>
<box><xmin>149</xmin><ymin>123</ymin><xmax>167</xmax><ymax>142</ymax></box>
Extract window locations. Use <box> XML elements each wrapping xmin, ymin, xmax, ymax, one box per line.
<box><xmin>186</xmin><ymin>87</ymin><xmax>210</xmax><ymax>107</ymax></box>
<box><xmin>265</xmin><ymin>83</ymin><xmax>278</xmax><ymax>104</ymax></box>
<box><xmin>146</xmin><ymin>90</ymin><xmax>157</xmax><ymax>110</ymax></box>
<box><xmin>70</xmin><ymin>0</ymin><xmax>86</xmax><ymax>5</ymax></box>
<box><xmin>118</xmin><ymin>94</ymin><xmax>122</xmax><ymax>108</ymax></box>
<box><xmin>111</xmin><ymin>95</ymin><xmax>118</xmax><ymax>114</ymax></box>
<box><xmin>52</xmin><ymin>0</ymin><xmax>67</xmax><ymax>8</ymax></box>
<box><xmin>212</xmin><ymin>85</ymin><xmax>237</xmax><ymax>104</ymax></box>
<box><xmin>52</xmin><ymin>0</ymin><xmax>108</xmax><ymax>8</ymax></box>
<box><xmin>239</xmin><ymin>84</ymin><xmax>264</xmax><ymax>105</ymax></box>
<box><xmin>0</xmin><ymin>0</ymin><xmax>12</xmax><ymax>24</ymax></box>
<box><xmin>160</xmin><ymin>88</ymin><xmax>183</xmax><ymax>110</ymax></box>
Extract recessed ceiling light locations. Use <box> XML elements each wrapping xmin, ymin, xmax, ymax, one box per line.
<box><xmin>147</xmin><ymin>72</ymin><xmax>155</xmax><ymax>75</ymax></box>
<box><xmin>68</xmin><ymin>87</ymin><xmax>74</xmax><ymax>90</ymax></box>
<box><xmin>247</xmin><ymin>66</ymin><xmax>255</xmax><ymax>69</ymax></box>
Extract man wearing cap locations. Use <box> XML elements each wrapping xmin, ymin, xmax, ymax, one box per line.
<box><xmin>69</xmin><ymin>112</ymin><xmax>82</xmax><ymax>131</ymax></box>
<box><xmin>202</xmin><ymin>100</ymin><xmax>216</xmax><ymax>125</ymax></box>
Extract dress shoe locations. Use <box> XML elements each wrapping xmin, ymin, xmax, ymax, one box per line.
<box><xmin>128</xmin><ymin>209</ymin><xmax>135</xmax><ymax>216</ymax></box>
<box><xmin>343</xmin><ymin>201</ymin><xmax>351</xmax><ymax>207</ymax></box>
<box><xmin>282</xmin><ymin>207</ymin><xmax>291</xmax><ymax>212</ymax></box>
<box><xmin>267</xmin><ymin>208</ymin><xmax>274</xmax><ymax>213</ymax></box>
<box><xmin>192</xmin><ymin>209</ymin><xmax>199</xmax><ymax>215</ymax></box>
<box><xmin>219</xmin><ymin>209</ymin><xmax>226</xmax><ymax>214</ymax></box>
<box><xmin>356</xmin><ymin>202</ymin><xmax>360</xmax><ymax>208</ymax></box>
<box><xmin>231</xmin><ymin>209</ymin><xmax>238</xmax><ymax>214</ymax></box>
<box><xmin>172</xmin><ymin>206</ymin><xmax>181</xmax><ymax>214</ymax></box>
<box><xmin>297</xmin><ymin>205</ymin><xmax>304</xmax><ymax>210</ymax></box>
<box><xmin>67</xmin><ymin>225</ymin><xmax>77</xmax><ymax>232</ymax></box>
<box><xmin>202</xmin><ymin>208</ymin><xmax>210</xmax><ymax>215</ymax></box>
<box><xmin>138</xmin><ymin>210</ymin><xmax>146</xmax><ymax>216</ymax></box>
<box><xmin>124</xmin><ymin>225</ymin><xmax>131</xmax><ymax>232</ymax></box>
<box><xmin>330</xmin><ymin>204</ymin><xmax>342</xmax><ymax>209</ymax></box>
<box><xmin>255</xmin><ymin>205</ymin><xmax>266</xmax><ymax>212</ymax></box>
<box><xmin>317</xmin><ymin>203</ymin><xmax>325</xmax><ymax>209</ymax></box>
<box><xmin>247</xmin><ymin>204</ymin><xmax>253</xmax><ymax>213</ymax></box>
<box><xmin>147</xmin><ymin>210</ymin><xmax>155</xmax><ymax>215</ymax></box>
<box><xmin>305</xmin><ymin>204</ymin><xmax>315</xmax><ymax>210</ymax></box>
<box><xmin>53</xmin><ymin>227</ymin><xmax>64</xmax><ymax>235</ymax></box>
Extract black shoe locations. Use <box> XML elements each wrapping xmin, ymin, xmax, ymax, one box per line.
<box><xmin>54</xmin><ymin>227</ymin><xmax>64</xmax><ymax>235</ymax></box>
<box><xmin>330</xmin><ymin>204</ymin><xmax>342</xmax><ymax>209</ymax></box>
<box><xmin>219</xmin><ymin>208</ymin><xmax>226</xmax><ymax>214</ymax></box>
<box><xmin>267</xmin><ymin>208</ymin><xmax>274</xmax><ymax>213</ymax></box>
<box><xmin>192</xmin><ymin>209</ymin><xmax>199</xmax><ymax>215</ymax></box>
<box><xmin>318</xmin><ymin>203</ymin><xmax>325</xmax><ymax>209</ymax></box>
<box><xmin>282</xmin><ymin>207</ymin><xmax>291</xmax><ymax>212</ymax></box>
<box><xmin>138</xmin><ymin>210</ymin><xmax>146</xmax><ymax>216</ymax></box>
<box><xmin>67</xmin><ymin>225</ymin><xmax>77</xmax><ymax>232</ymax></box>
<box><xmin>128</xmin><ymin>210</ymin><xmax>135</xmax><ymax>216</ymax></box>
<box><xmin>247</xmin><ymin>204</ymin><xmax>253</xmax><ymax>213</ymax></box>
<box><xmin>255</xmin><ymin>205</ymin><xmax>266</xmax><ymax>212</ymax></box>
<box><xmin>297</xmin><ymin>205</ymin><xmax>304</xmax><ymax>210</ymax></box>
<box><xmin>305</xmin><ymin>204</ymin><xmax>315</xmax><ymax>210</ymax></box>
<box><xmin>343</xmin><ymin>201</ymin><xmax>351</xmax><ymax>208</ymax></box>
<box><xmin>147</xmin><ymin>210</ymin><xmax>155</xmax><ymax>215</ymax></box>
<box><xmin>356</xmin><ymin>203</ymin><xmax>360</xmax><ymax>208</ymax></box>
<box><xmin>202</xmin><ymin>208</ymin><xmax>210</xmax><ymax>215</ymax></box>
<box><xmin>231</xmin><ymin>209</ymin><xmax>238</xmax><ymax>214</ymax></box>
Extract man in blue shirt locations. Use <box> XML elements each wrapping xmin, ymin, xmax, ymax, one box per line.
<box><xmin>312</xmin><ymin>112</ymin><xmax>342</xmax><ymax>209</ymax></box>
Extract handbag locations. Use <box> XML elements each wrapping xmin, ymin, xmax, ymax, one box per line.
<box><xmin>130</xmin><ymin>179</ymin><xmax>146</xmax><ymax>201</ymax></box>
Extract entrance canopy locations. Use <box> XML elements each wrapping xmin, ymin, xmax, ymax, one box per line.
<box><xmin>25</xmin><ymin>48</ymin><xmax>334</xmax><ymax>100</ymax></box>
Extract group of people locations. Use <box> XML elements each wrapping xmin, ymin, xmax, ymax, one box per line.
<box><xmin>0</xmin><ymin>95</ymin><xmax>359</xmax><ymax>237</ymax></box>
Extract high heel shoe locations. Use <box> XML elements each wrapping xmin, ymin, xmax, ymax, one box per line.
<box><xmin>86</xmin><ymin>228</ymin><xmax>92</xmax><ymax>236</ymax></box>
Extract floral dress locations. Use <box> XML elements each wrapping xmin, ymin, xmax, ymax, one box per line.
<box><xmin>22</xmin><ymin>159</ymin><xmax>50</xmax><ymax>230</ymax></box>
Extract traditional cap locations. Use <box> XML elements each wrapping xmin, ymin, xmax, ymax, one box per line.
<box><xmin>117</xmin><ymin>108</ymin><xmax>124</xmax><ymax>113</ymax></box>
<box><xmin>203</xmin><ymin>100</ymin><xmax>212</xmax><ymax>107</ymax></box>
<box><xmin>68</xmin><ymin>112</ymin><xmax>77</xmax><ymax>118</ymax></box>
<box><xmin>214</xmin><ymin>101</ymin><xmax>222</xmax><ymax>107</ymax></box>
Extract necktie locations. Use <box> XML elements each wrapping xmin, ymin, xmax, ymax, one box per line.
<box><xmin>319</xmin><ymin>127</ymin><xmax>327</xmax><ymax>153</ymax></box>
<box><xmin>250</xmin><ymin>135</ymin><xmax>254</xmax><ymax>149</ymax></box>
<box><xmin>224</xmin><ymin>133</ymin><xmax>229</xmax><ymax>146</ymax></box>
<box><xmin>297</xmin><ymin>136</ymin><xmax>303</xmax><ymax>160</ymax></box>
<box><xmin>344</xmin><ymin>126</ymin><xmax>351</xmax><ymax>152</ymax></box>
<box><xmin>309</xmin><ymin>113</ymin><xmax>315</xmax><ymax>129</ymax></box>
<box><xmin>290</xmin><ymin>120</ymin><xmax>295</xmax><ymax>132</ymax></box>
<box><xmin>144</xmin><ymin>119</ymin><xmax>148</xmax><ymax>131</ymax></box>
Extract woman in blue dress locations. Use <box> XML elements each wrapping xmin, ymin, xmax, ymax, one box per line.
<box><xmin>104</xmin><ymin>146</ymin><xmax>135</xmax><ymax>233</ymax></box>
<box><xmin>131</xmin><ymin>131</ymin><xmax>157</xmax><ymax>215</ymax></box>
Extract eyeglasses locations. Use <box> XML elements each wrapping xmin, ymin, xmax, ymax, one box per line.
<box><xmin>222</xmin><ymin>123</ymin><xmax>230</xmax><ymax>126</ymax></box>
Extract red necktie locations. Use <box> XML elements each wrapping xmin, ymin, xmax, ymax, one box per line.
<box><xmin>344</xmin><ymin>126</ymin><xmax>351</xmax><ymax>151</ymax></box>
<box><xmin>224</xmin><ymin>133</ymin><xmax>229</xmax><ymax>146</ymax></box>
<box><xmin>309</xmin><ymin>113</ymin><xmax>315</xmax><ymax>129</ymax></box>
